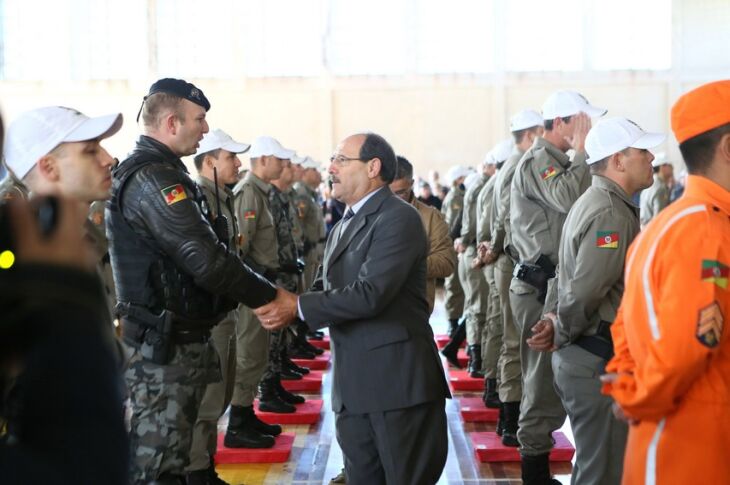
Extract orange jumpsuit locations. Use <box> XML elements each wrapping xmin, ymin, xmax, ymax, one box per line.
<box><xmin>604</xmin><ymin>175</ymin><xmax>730</xmax><ymax>484</ymax></box>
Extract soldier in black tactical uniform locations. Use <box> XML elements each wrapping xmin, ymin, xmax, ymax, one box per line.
<box><xmin>107</xmin><ymin>78</ymin><xmax>279</xmax><ymax>485</ymax></box>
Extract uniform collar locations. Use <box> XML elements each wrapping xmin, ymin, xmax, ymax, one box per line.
<box><xmin>591</xmin><ymin>175</ymin><xmax>636</xmax><ymax>208</ymax></box>
<box><xmin>195</xmin><ymin>174</ymin><xmax>234</xmax><ymax>200</ymax></box>
<box><xmin>534</xmin><ymin>136</ymin><xmax>571</xmax><ymax>167</ymax></box>
<box><xmin>684</xmin><ymin>174</ymin><xmax>730</xmax><ymax>214</ymax></box>
<box><xmin>245</xmin><ymin>172</ymin><xmax>272</xmax><ymax>194</ymax></box>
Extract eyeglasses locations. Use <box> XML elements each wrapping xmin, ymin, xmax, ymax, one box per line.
<box><xmin>329</xmin><ymin>154</ymin><xmax>366</xmax><ymax>167</ymax></box>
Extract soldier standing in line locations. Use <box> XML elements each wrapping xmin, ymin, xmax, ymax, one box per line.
<box><xmin>639</xmin><ymin>153</ymin><xmax>673</xmax><ymax>227</ymax></box>
<box><xmin>509</xmin><ymin>90</ymin><xmax>605</xmax><ymax>484</ymax></box>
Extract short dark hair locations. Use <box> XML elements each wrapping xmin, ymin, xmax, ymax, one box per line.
<box><xmin>512</xmin><ymin>125</ymin><xmax>543</xmax><ymax>144</ymax></box>
<box><xmin>589</xmin><ymin>158</ymin><xmax>609</xmax><ymax>175</ymax></box>
<box><xmin>141</xmin><ymin>92</ymin><xmax>185</xmax><ymax>128</ymax></box>
<box><xmin>394</xmin><ymin>155</ymin><xmax>413</xmax><ymax>181</ymax></box>
<box><xmin>359</xmin><ymin>132</ymin><xmax>397</xmax><ymax>183</ymax></box>
<box><xmin>678</xmin><ymin>122</ymin><xmax>730</xmax><ymax>175</ymax></box>
<box><xmin>544</xmin><ymin>116</ymin><xmax>572</xmax><ymax>132</ymax></box>
<box><xmin>193</xmin><ymin>148</ymin><xmax>221</xmax><ymax>171</ymax></box>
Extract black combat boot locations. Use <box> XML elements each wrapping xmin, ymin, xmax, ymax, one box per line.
<box><xmin>468</xmin><ymin>344</ymin><xmax>484</xmax><ymax>378</ymax></box>
<box><xmin>292</xmin><ymin>323</ymin><xmax>325</xmax><ymax>356</ymax></box>
<box><xmin>281</xmin><ymin>345</ymin><xmax>310</xmax><ymax>375</ymax></box>
<box><xmin>501</xmin><ymin>401</ymin><xmax>520</xmax><ymax>447</ymax></box>
<box><xmin>520</xmin><ymin>453</ymin><xmax>561</xmax><ymax>485</ymax></box>
<box><xmin>496</xmin><ymin>404</ymin><xmax>506</xmax><ymax>436</ymax></box>
<box><xmin>242</xmin><ymin>404</ymin><xmax>282</xmax><ymax>436</ymax></box>
<box><xmin>258</xmin><ymin>376</ymin><xmax>296</xmax><ymax>413</ymax></box>
<box><xmin>224</xmin><ymin>405</ymin><xmax>275</xmax><ymax>449</ymax></box>
<box><xmin>440</xmin><ymin>321</ymin><xmax>466</xmax><ymax>368</ymax></box>
<box><xmin>482</xmin><ymin>378</ymin><xmax>501</xmax><ymax>408</ymax></box>
<box><xmin>447</xmin><ymin>318</ymin><xmax>459</xmax><ymax>338</ymax></box>
<box><xmin>275</xmin><ymin>375</ymin><xmax>306</xmax><ymax>404</ymax></box>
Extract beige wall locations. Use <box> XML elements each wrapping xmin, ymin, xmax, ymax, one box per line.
<box><xmin>0</xmin><ymin>0</ymin><xmax>727</xmax><ymax>178</ymax></box>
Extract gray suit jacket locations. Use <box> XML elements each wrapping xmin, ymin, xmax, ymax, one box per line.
<box><xmin>300</xmin><ymin>186</ymin><xmax>451</xmax><ymax>414</ymax></box>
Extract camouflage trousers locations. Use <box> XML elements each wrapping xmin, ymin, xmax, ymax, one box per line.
<box><xmin>125</xmin><ymin>340</ymin><xmax>220</xmax><ymax>483</ymax></box>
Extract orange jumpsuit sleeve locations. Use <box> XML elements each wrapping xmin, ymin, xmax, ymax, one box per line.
<box><xmin>607</xmin><ymin>211</ymin><xmax>726</xmax><ymax>421</ymax></box>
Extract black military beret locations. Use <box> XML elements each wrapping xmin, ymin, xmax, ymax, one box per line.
<box><xmin>147</xmin><ymin>78</ymin><xmax>210</xmax><ymax>111</ymax></box>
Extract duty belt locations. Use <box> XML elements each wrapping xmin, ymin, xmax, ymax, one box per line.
<box><xmin>120</xmin><ymin>317</ymin><xmax>210</xmax><ymax>345</ymax></box>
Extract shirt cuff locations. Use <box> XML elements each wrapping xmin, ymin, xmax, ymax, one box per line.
<box><xmin>297</xmin><ymin>297</ymin><xmax>305</xmax><ymax>321</ymax></box>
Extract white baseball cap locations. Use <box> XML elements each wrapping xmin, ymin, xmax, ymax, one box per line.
<box><xmin>490</xmin><ymin>138</ymin><xmax>515</xmax><ymax>165</ymax></box>
<box><xmin>302</xmin><ymin>157</ymin><xmax>321</xmax><ymax>170</ymax></box>
<box><xmin>446</xmin><ymin>164</ymin><xmax>473</xmax><ymax>184</ymax></box>
<box><xmin>248</xmin><ymin>136</ymin><xmax>295</xmax><ymax>160</ymax></box>
<box><xmin>464</xmin><ymin>172</ymin><xmax>481</xmax><ymax>190</ymax></box>
<box><xmin>195</xmin><ymin>128</ymin><xmax>250</xmax><ymax>156</ymax></box>
<box><xmin>482</xmin><ymin>152</ymin><xmax>497</xmax><ymax>166</ymax></box>
<box><xmin>585</xmin><ymin>117</ymin><xmax>666</xmax><ymax>164</ymax></box>
<box><xmin>542</xmin><ymin>91</ymin><xmax>607</xmax><ymax>120</ymax></box>
<box><xmin>650</xmin><ymin>152</ymin><xmax>671</xmax><ymax>168</ymax></box>
<box><xmin>4</xmin><ymin>106</ymin><xmax>123</xmax><ymax>179</ymax></box>
<box><xmin>291</xmin><ymin>154</ymin><xmax>306</xmax><ymax>165</ymax></box>
<box><xmin>510</xmin><ymin>109</ymin><xmax>544</xmax><ymax>132</ymax></box>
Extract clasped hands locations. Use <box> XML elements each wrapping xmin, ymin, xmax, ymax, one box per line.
<box><xmin>471</xmin><ymin>242</ymin><xmax>498</xmax><ymax>269</ymax></box>
<box><xmin>254</xmin><ymin>287</ymin><xmax>299</xmax><ymax>330</ymax></box>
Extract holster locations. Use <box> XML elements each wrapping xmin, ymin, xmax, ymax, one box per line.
<box><xmin>574</xmin><ymin>320</ymin><xmax>614</xmax><ymax>362</ymax></box>
<box><xmin>119</xmin><ymin>303</ymin><xmax>173</xmax><ymax>365</ymax></box>
<box><xmin>513</xmin><ymin>255</ymin><xmax>555</xmax><ymax>303</ymax></box>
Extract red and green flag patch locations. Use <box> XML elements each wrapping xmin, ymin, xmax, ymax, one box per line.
<box><xmin>596</xmin><ymin>231</ymin><xmax>619</xmax><ymax>249</ymax></box>
<box><xmin>244</xmin><ymin>210</ymin><xmax>256</xmax><ymax>220</ymax></box>
<box><xmin>702</xmin><ymin>260</ymin><xmax>729</xmax><ymax>289</ymax></box>
<box><xmin>540</xmin><ymin>165</ymin><xmax>558</xmax><ymax>180</ymax></box>
<box><xmin>161</xmin><ymin>184</ymin><xmax>187</xmax><ymax>206</ymax></box>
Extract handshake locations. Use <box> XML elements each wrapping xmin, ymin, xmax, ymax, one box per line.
<box><xmin>254</xmin><ymin>286</ymin><xmax>300</xmax><ymax>330</ymax></box>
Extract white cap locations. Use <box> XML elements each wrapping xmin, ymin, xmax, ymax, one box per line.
<box><xmin>464</xmin><ymin>172</ymin><xmax>480</xmax><ymax>190</ymax></box>
<box><xmin>248</xmin><ymin>136</ymin><xmax>295</xmax><ymax>160</ymax></box>
<box><xmin>585</xmin><ymin>117</ymin><xmax>666</xmax><ymax>164</ymax></box>
<box><xmin>482</xmin><ymin>152</ymin><xmax>497</xmax><ymax>166</ymax></box>
<box><xmin>510</xmin><ymin>109</ymin><xmax>544</xmax><ymax>132</ymax></box>
<box><xmin>4</xmin><ymin>106</ymin><xmax>123</xmax><ymax>179</ymax></box>
<box><xmin>301</xmin><ymin>157</ymin><xmax>321</xmax><ymax>170</ymax></box>
<box><xmin>195</xmin><ymin>129</ymin><xmax>250</xmax><ymax>156</ymax></box>
<box><xmin>651</xmin><ymin>152</ymin><xmax>671</xmax><ymax>168</ymax></box>
<box><xmin>446</xmin><ymin>164</ymin><xmax>472</xmax><ymax>185</ymax></box>
<box><xmin>542</xmin><ymin>91</ymin><xmax>607</xmax><ymax>120</ymax></box>
<box><xmin>291</xmin><ymin>154</ymin><xmax>307</xmax><ymax>165</ymax></box>
<box><xmin>489</xmin><ymin>138</ymin><xmax>515</xmax><ymax>165</ymax></box>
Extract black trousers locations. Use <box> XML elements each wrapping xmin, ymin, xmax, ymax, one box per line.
<box><xmin>335</xmin><ymin>399</ymin><xmax>448</xmax><ymax>485</ymax></box>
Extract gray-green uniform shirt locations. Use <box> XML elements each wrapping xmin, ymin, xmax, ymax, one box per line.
<box><xmin>461</xmin><ymin>174</ymin><xmax>488</xmax><ymax>246</ymax></box>
<box><xmin>491</xmin><ymin>148</ymin><xmax>525</xmax><ymax>258</ymax></box>
<box><xmin>639</xmin><ymin>174</ymin><xmax>670</xmax><ymax>226</ymax></box>
<box><xmin>196</xmin><ymin>175</ymin><xmax>240</xmax><ymax>253</ymax></box>
<box><xmin>293</xmin><ymin>181</ymin><xmax>325</xmax><ymax>255</ymax></box>
<box><xmin>553</xmin><ymin>175</ymin><xmax>640</xmax><ymax>348</ymax></box>
<box><xmin>441</xmin><ymin>184</ymin><xmax>465</xmax><ymax>230</ymax></box>
<box><xmin>510</xmin><ymin>137</ymin><xmax>591</xmax><ymax>267</ymax></box>
<box><xmin>232</xmin><ymin>172</ymin><xmax>278</xmax><ymax>271</ymax></box>
<box><xmin>476</xmin><ymin>175</ymin><xmax>498</xmax><ymax>244</ymax></box>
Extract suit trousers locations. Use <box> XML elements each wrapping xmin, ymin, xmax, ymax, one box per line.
<box><xmin>509</xmin><ymin>280</ymin><xmax>566</xmax><ymax>456</ymax></box>
<box><xmin>231</xmin><ymin>304</ymin><xmax>269</xmax><ymax>407</ymax></box>
<box><xmin>443</xmin><ymin>264</ymin><xmax>465</xmax><ymax>321</ymax></box>
<box><xmin>552</xmin><ymin>345</ymin><xmax>627</xmax><ymax>485</ymax></box>
<box><xmin>187</xmin><ymin>312</ymin><xmax>237</xmax><ymax>471</ymax></box>
<box><xmin>461</xmin><ymin>247</ymin><xmax>487</xmax><ymax>348</ymax></box>
<box><xmin>495</xmin><ymin>254</ymin><xmax>521</xmax><ymax>402</ymax></box>
<box><xmin>481</xmin><ymin>263</ymin><xmax>503</xmax><ymax>378</ymax></box>
<box><xmin>335</xmin><ymin>399</ymin><xmax>448</xmax><ymax>485</ymax></box>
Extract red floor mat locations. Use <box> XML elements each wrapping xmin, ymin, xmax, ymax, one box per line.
<box><xmin>292</xmin><ymin>351</ymin><xmax>331</xmax><ymax>370</ymax></box>
<box><xmin>458</xmin><ymin>397</ymin><xmax>499</xmax><ymax>422</ymax></box>
<box><xmin>471</xmin><ymin>431</ymin><xmax>575</xmax><ymax>462</ymax></box>
<box><xmin>254</xmin><ymin>399</ymin><xmax>323</xmax><ymax>425</ymax></box>
<box><xmin>280</xmin><ymin>370</ymin><xmax>323</xmax><ymax>392</ymax></box>
<box><xmin>215</xmin><ymin>432</ymin><xmax>295</xmax><ymax>464</ymax></box>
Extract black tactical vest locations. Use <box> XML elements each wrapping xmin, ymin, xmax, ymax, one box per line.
<box><xmin>106</xmin><ymin>149</ymin><xmax>234</xmax><ymax>324</ymax></box>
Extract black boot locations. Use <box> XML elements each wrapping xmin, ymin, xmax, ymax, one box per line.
<box><xmin>293</xmin><ymin>323</ymin><xmax>325</xmax><ymax>356</ymax></box>
<box><xmin>186</xmin><ymin>462</ymin><xmax>231</xmax><ymax>485</ymax></box>
<box><xmin>482</xmin><ymin>378</ymin><xmax>501</xmax><ymax>408</ymax></box>
<box><xmin>224</xmin><ymin>405</ymin><xmax>275</xmax><ymax>448</ymax></box>
<box><xmin>281</xmin><ymin>344</ymin><xmax>310</xmax><ymax>375</ymax></box>
<box><xmin>280</xmin><ymin>365</ymin><xmax>303</xmax><ymax>380</ymax></box>
<box><xmin>289</xmin><ymin>339</ymin><xmax>317</xmax><ymax>359</ymax></box>
<box><xmin>521</xmin><ymin>453</ymin><xmax>561</xmax><ymax>485</ymax></box>
<box><xmin>496</xmin><ymin>404</ymin><xmax>505</xmax><ymax>436</ymax></box>
<box><xmin>447</xmin><ymin>318</ymin><xmax>459</xmax><ymax>338</ymax></box>
<box><xmin>468</xmin><ymin>344</ymin><xmax>484</xmax><ymax>378</ymax></box>
<box><xmin>258</xmin><ymin>376</ymin><xmax>296</xmax><ymax>413</ymax></box>
<box><xmin>275</xmin><ymin>375</ymin><xmax>306</xmax><ymax>404</ymax></box>
<box><xmin>502</xmin><ymin>401</ymin><xmax>520</xmax><ymax>447</ymax></box>
<box><xmin>440</xmin><ymin>321</ymin><xmax>466</xmax><ymax>368</ymax></box>
<box><xmin>242</xmin><ymin>404</ymin><xmax>282</xmax><ymax>436</ymax></box>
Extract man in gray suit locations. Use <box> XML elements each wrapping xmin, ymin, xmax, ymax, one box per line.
<box><xmin>254</xmin><ymin>132</ymin><xmax>451</xmax><ymax>485</ymax></box>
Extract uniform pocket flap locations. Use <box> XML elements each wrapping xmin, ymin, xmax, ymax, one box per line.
<box><xmin>365</xmin><ymin>326</ymin><xmax>410</xmax><ymax>350</ymax></box>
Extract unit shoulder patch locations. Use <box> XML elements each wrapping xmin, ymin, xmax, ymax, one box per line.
<box><xmin>596</xmin><ymin>231</ymin><xmax>619</xmax><ymax>249</ymax></box>
<box><xmin>697</xmin><ymin>302</ymin><xmax>724</xmax><ymax>348</ymax></box>
<box><xmin>701</xmin><ymin>260</ymin><xmax>729</xmax><ymax>289</ymax></box>
<box><xmin>161</xmin><ymin>184</ymin><xmax>187</xmax><ymax>206</ymax></box>
<box><xmin>243</xmin><ymin>210</ymin><xmax>256</xmax><ymax>220</ymax></box>
<box><xmin>540</xmin><ymin>165</ymin><xmax>558</xmax><ymax>181</ymax></box>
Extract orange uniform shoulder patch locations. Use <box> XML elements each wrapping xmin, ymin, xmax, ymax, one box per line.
<box><xmin>697</xmin><ymin>302</ymin><xmax>724</xmax><ymax>348</ymax></box>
